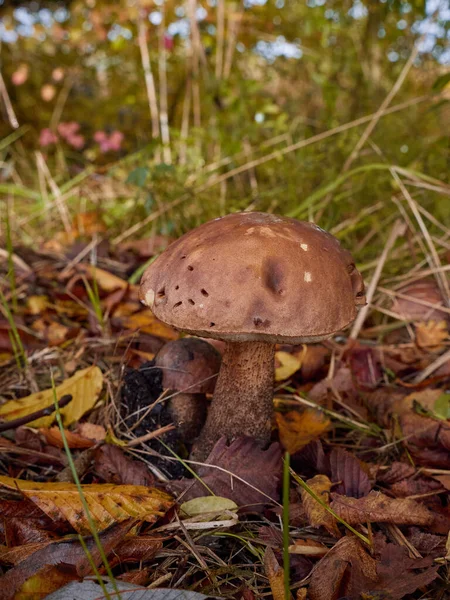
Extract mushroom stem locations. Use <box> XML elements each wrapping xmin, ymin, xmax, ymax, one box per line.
<box><xmin>191</xmin><ymin>341</ymin><xmax>275</xmax><ymax>460</ymax></box>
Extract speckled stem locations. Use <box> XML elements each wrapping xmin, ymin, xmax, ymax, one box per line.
<box><xmin>191</xmin><ymin>341</ymin><xmax>275</xmax><ymax>461</ymax></box>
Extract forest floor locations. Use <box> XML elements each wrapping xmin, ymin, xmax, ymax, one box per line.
<box><xmin>0</xmin><ymin>207</ymin><xmax>450</xmax><ymax>600</ymax></box>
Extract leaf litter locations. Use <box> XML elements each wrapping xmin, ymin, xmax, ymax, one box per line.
<box><xmin>0</xmin><ymin>223</ymin><xmax>449</xmax><ymax>599</ymax></box>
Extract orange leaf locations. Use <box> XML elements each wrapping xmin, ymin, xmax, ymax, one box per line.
<box><xmin>121</xmin><ymin>310</ymin><xmax>178</xmax><ymax>340</ymax></box>
<box><xmin>301</xmin><ymin>474</ymin><xmax>340</xmax><ymax>537</ymax></box>
<box><xmin>39</xmin><ymin>427</ymin><xmax>96</xmax><ymax>449</ymax></box>
<box><xmin>275</xmin><ymin>409</ymin><xmax>330</xmax><ymax>454</ymax></box>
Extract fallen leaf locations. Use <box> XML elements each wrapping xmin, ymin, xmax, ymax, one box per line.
<box><xmin>26</xmin><ymin>296</ymin><xmax>49</xmax><ymax>315</ymax></box>
<box><xmin>46</xmin><ymin>581</ymin><xmax>216</xmax><ymax>599</ymax></box>
<box><xmin>264</xmin><ymin>547</ymin><xmax>290</xmax><ymax>600</ymax></box>
<box><xmin>0</xmin><ymin>520</ymin><xmax>134</xmax><ymax>600</ymax></box>
<box><xmin>0</xmin><ymin>366</ymin><xmax>103</xmax><ymax>428</ymax></box>
<box><xmin>300</xmin><ymin>474</ymin><xmax>340</xmax><ymax>537</ymax></box>
<box><xmin>120</xmin><ymin>310</ymin><xmax>178</xmax><ymax>340</ymax></box>
<box><xmin>93</xmin><ymin>444</ymin><xmax>155</xmax><ymax>486</ymax></box>
<box><xmin>180</xmin><ymin>496</ymin><xmax>238</xmax><ymax>519</ymax></box>
<box><xmin>0</xmin><ymin>476</ymin><xmax>173</xmax><ymax>533</ymax></box>
<box><xmin>415</xmin><ymin>320</ymin><xmax>448</xmax><ymax>350</ymax></box>
<box><xmin>172</xmin><ymin>437</ymin><xmax>282</xmax><ymax>510</ymax></box>
<box><xmin>374</xmin><ymin>534</ymin><xmax>439</xmax><ymax>598</ymax></box>
<box><xmin>289</xmin><ymin>538</ymin><xmax>328</xmax><ymax>557</ymax></box>
<box><xmin>76</xmin><ymin>264</ymin><xmax>129</xmax><ymax>292</ymax></box>
<box><xmin>110</xmin><ymin>536</ymin><xmax>163</xmax><ymax>564</ymax></box>
<box><xmin>39</xmin><ymin>427</ymin><xmax>96</xmax><ymax>449</ymax></box>
<box><xmin>15</xmin><ymin>564</ymin><xmax>78</xmax><ymax>600</ymax></box>
<box><xmin>275</xmin><ymin>351</ymin><xmax>302</xmax><ymax>382</ymax></box>
<box><xmin>330</xmin><ymin>491</ymin><xmax>433</xmax><ymax>526</ymax></box>
<box><xmin>376</xmin><ymin>461</ymin><xmax>416</xmax><ymax>485</ymax></box>
<box><xmin>76</xmin><ymin>423</ymin><xmax>106</xmax><ymax>441</ymax></box>
<box><xmin>308</xmin><ymin>537</ymin><xmax>377</xmax><ymax>600</ymax></box>
<box><xmin>276</xmin><ymin>410</ymin><xmax>330</xmax><ymax>454</ymax></box>
<box><xmin>329</xmin><ymin>448</ymin><xmax>371</xmax><ymax>498</ymax></box>
<box><xmin>299</xmin><ymin>345</ymin><xmax>329</xmax><ymax>381</ymax></box>
<box><xmin>347</xmin><ymin>345</ymin><xmax>382</xmax><ymax>389</ymax></box>
<box><xmin>391</xmin><ymin>279</ymin><xmax>448</xmax><ymax>323</ymax></box>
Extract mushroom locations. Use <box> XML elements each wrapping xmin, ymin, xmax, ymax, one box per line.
<box><xmin>139</xmin><ymin>212</ymin><xmax>365</xmax><ymax>459</ymax></box>
<box><xmin>154</xmin><ymin>337</ymin><xmax>221</xmax><ymax>442</ymax></box>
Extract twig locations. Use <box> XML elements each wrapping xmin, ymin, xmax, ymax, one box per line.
<box><xmin>126</xmin><ymin>423</ymin><xmax>176</xmax><ymax>447</ymax></box>
<box><xmin>0</xmin><ymin>394</ymin><xmax>72</xmax><ymax>433</ymax></box>
<box><xmin>35</xmin><ymin>151</ymin><xmax>72</xmax><ymax>234</ymax></box>
<box><xmin>413</xmin><ymin>348</ymin><xmax>450</xmax><ymax>384</ymax></box>
<box><xmin>349</xmin><ymin>220</ymin><xmax>407</xmax><ymax>339</ymax></box>
<box><xmin>215</xmin><ymin>0</ymin><xmax>225</xmax><ymax>79</ymax></box>
<box><xmin>0</xmin><ymin>70</ymin><xmax>19</xmax><ymax>129</ymax></box>
<box><xmin>158</xmin><ymin>0</ymin><xmax>172</xmax><ymax>164</ymax></box>
<box><xmin>137</xmin><ymin>11</ymin><xmax>160</xmax><ymax>143</ymax></box>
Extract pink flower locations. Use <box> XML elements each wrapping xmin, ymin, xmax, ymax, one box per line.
<box><xmin>67</xmin><ymin>134</ymin><xmax>85</xmax><ymax>149</ymax></box>
<box><xmin>94</xmin><ymin>131</ymin><xmax>107</xmax><ymax>143</ymax></box>
<box><xmin>58</xmin><ymin>122</ymin><xmax>80</xmax><ymax>139</ymax></box>
<box><xmin>95</xmin><ymin>130</ymin><xmax>124</xmax><ymax>153</ymax></box>
<box><xmin>39</xmin><ymin>128</ymin><xmax>58</xmax><ymax>147</ymax></box>
<box><xmin>107</xmin><ymin>131</ymin><xmax>124</xmax><ymax>151</ymax></box>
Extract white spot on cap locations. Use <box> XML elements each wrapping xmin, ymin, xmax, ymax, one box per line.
<box><xmin>199</xmin><ymin>303</ymin><xmax>204</xmax><ymax>308</ymax></box>
<box><xmin>304</xmin><ymin>271</ymin><xmax>312</xmax><ymax>283</ymax></box>
<box><xmin>300</xmin><ymin>243</ymin><xmax>308</xmax><ymax>251</ymax></box>
<box><xmin>145</xmin><ymin>289</ymin><xmax>155</xmax><ymax>307</ymax></box>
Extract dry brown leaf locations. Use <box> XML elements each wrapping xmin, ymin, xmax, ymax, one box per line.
<box><xmin>330</xmin><ymin>491</ymin><xmax>433</xmax><ymax>526</ymax></box>
<box><xmin>275</xmin><ymin>351</ymin><xmax>303</xmax><ymax>382</ymax></box>
<box><xmin>391</xmin><ymin>279</ymin><xmax>448</xmax><ymax>323</ymax></box>
<box><xmin>300</xmin><ymin>474</ymin><xmax>340</xmax><ymax>537</ymax></box>
<box><xmin>76</xmin><ymin>423</ymin><xmax>106</xmax><ymax>441</ymax></box>
<box><xmin>276</xmin><ymin>410</ymin><xmax>330</xmax><ymax>455</ymax></box>
<box><xmin>308</xmin><ymin>537</ymin><xmax>377</xmax><ymax>600</ymax></box>
<box><xmin>0</xmin><ymin>519</ymin><xmax>133</xmax><ymax>600</ymax></box>
<box><xmin>289</xmin><ymin>538</ymin><xmax>328</xmax><ymax>557</ymax></box>
<box><xmin>264</xmin><ymin>547</ymin><xmax>290</xmax><ymax>600</ymax></box>
<box><xmin>0</xmin><ymin>366</ymin><xmax>103</xmax><ymax>428</ymax></box>
<box><xmin>172</xmin><ymin>437</ymin><xmax>282</xmax><ymax>509</ymax></box>
<box><xmin>39</xmin><ymin>427</ymin><xmax>96</xmax><ymax>449</ymax></box>
<box><xmin>415</xmin><ymin>320</ymin><xmax>448</xmax><ymax>350</ymax></box>
<box><xmin>93</xmin><ymin>444</ymin><xmax>155</xmax><ymax>486</ymax></box>
<box><xmin>0</xmin><ymin>475</ymin><xmax>173</xmax><ymax>534</ymax></box>
<box><xmin>329</xmin><ymin>448</ymin><xmax>371</xmax><ymax>498</ymax></box>
<box><xmin>120</xmin><ymin>309</ymin><xmax>178</xmax><ymax>340</ymax></box>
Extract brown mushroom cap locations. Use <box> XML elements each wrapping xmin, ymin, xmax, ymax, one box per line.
<box><xmin>140</xmin><ymin>212</ymin><xmax>365</xmax><ymax>344</ymax></box>
<box><xmin>154</xmin><ymin>337</ymin><xmax>221</xmax><ymax>394</ymax></box>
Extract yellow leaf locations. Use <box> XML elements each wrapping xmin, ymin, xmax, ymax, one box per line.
<box><xmin>26</xmin><ymin>295</ymin><xmax>49</xmax><ymax>315</ymax></box>
<box><xmin>275</xmin><ymin>409</ymin><xmax>330</xmax><ymax>454</ymax></box>
<box><xmin>180</xmin><ymin>496</ymin><xmax>238</xmax><ymax>519</ymax></box>
<box><xmin>264</xmin><ymin>547</ymin><xmax>290</xmax><ymax>600</ymax></box>
<box><xmin>0</xmin><ymin>476</ymin><xmax>173</xmax><ymax>534</ymax></box>
<box><xmin>121</xmin><ymin>310</ymin><xmax>178</xmax><ymax>340</ymax></box>
<box><xmin>301</xmin><ymin>474</ymin><xmax>340</xmax><ymax>537</ymax></box>
<box><xmin>275</xmin><ymin>351</ymin><xmax>302</xmax><ymax>382</ymax></box>
<box><xmin>0</xmin><ymin>366</ymin><xmax>103</xmax><ymax>428</ymax></box>
<box><xmin>78</xmin><ymin>264</ymin><xmax>129</xmax><ymax>292</ymax></box>
<box><xmin>415</xmin><ymin>320</ymin><xmax>448</xmax><ymax>351</ymax></box>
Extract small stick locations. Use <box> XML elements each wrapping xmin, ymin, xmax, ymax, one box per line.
<box><xmin>0</xmin><ymin>394</ymin><xmax>72</xmax><ymax>433</ymax></box>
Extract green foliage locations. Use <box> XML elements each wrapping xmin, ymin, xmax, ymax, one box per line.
<box><xmin>0</xmin><ymin>0</ymin><xmax>448</xmax><ymax>277</ymax></box>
